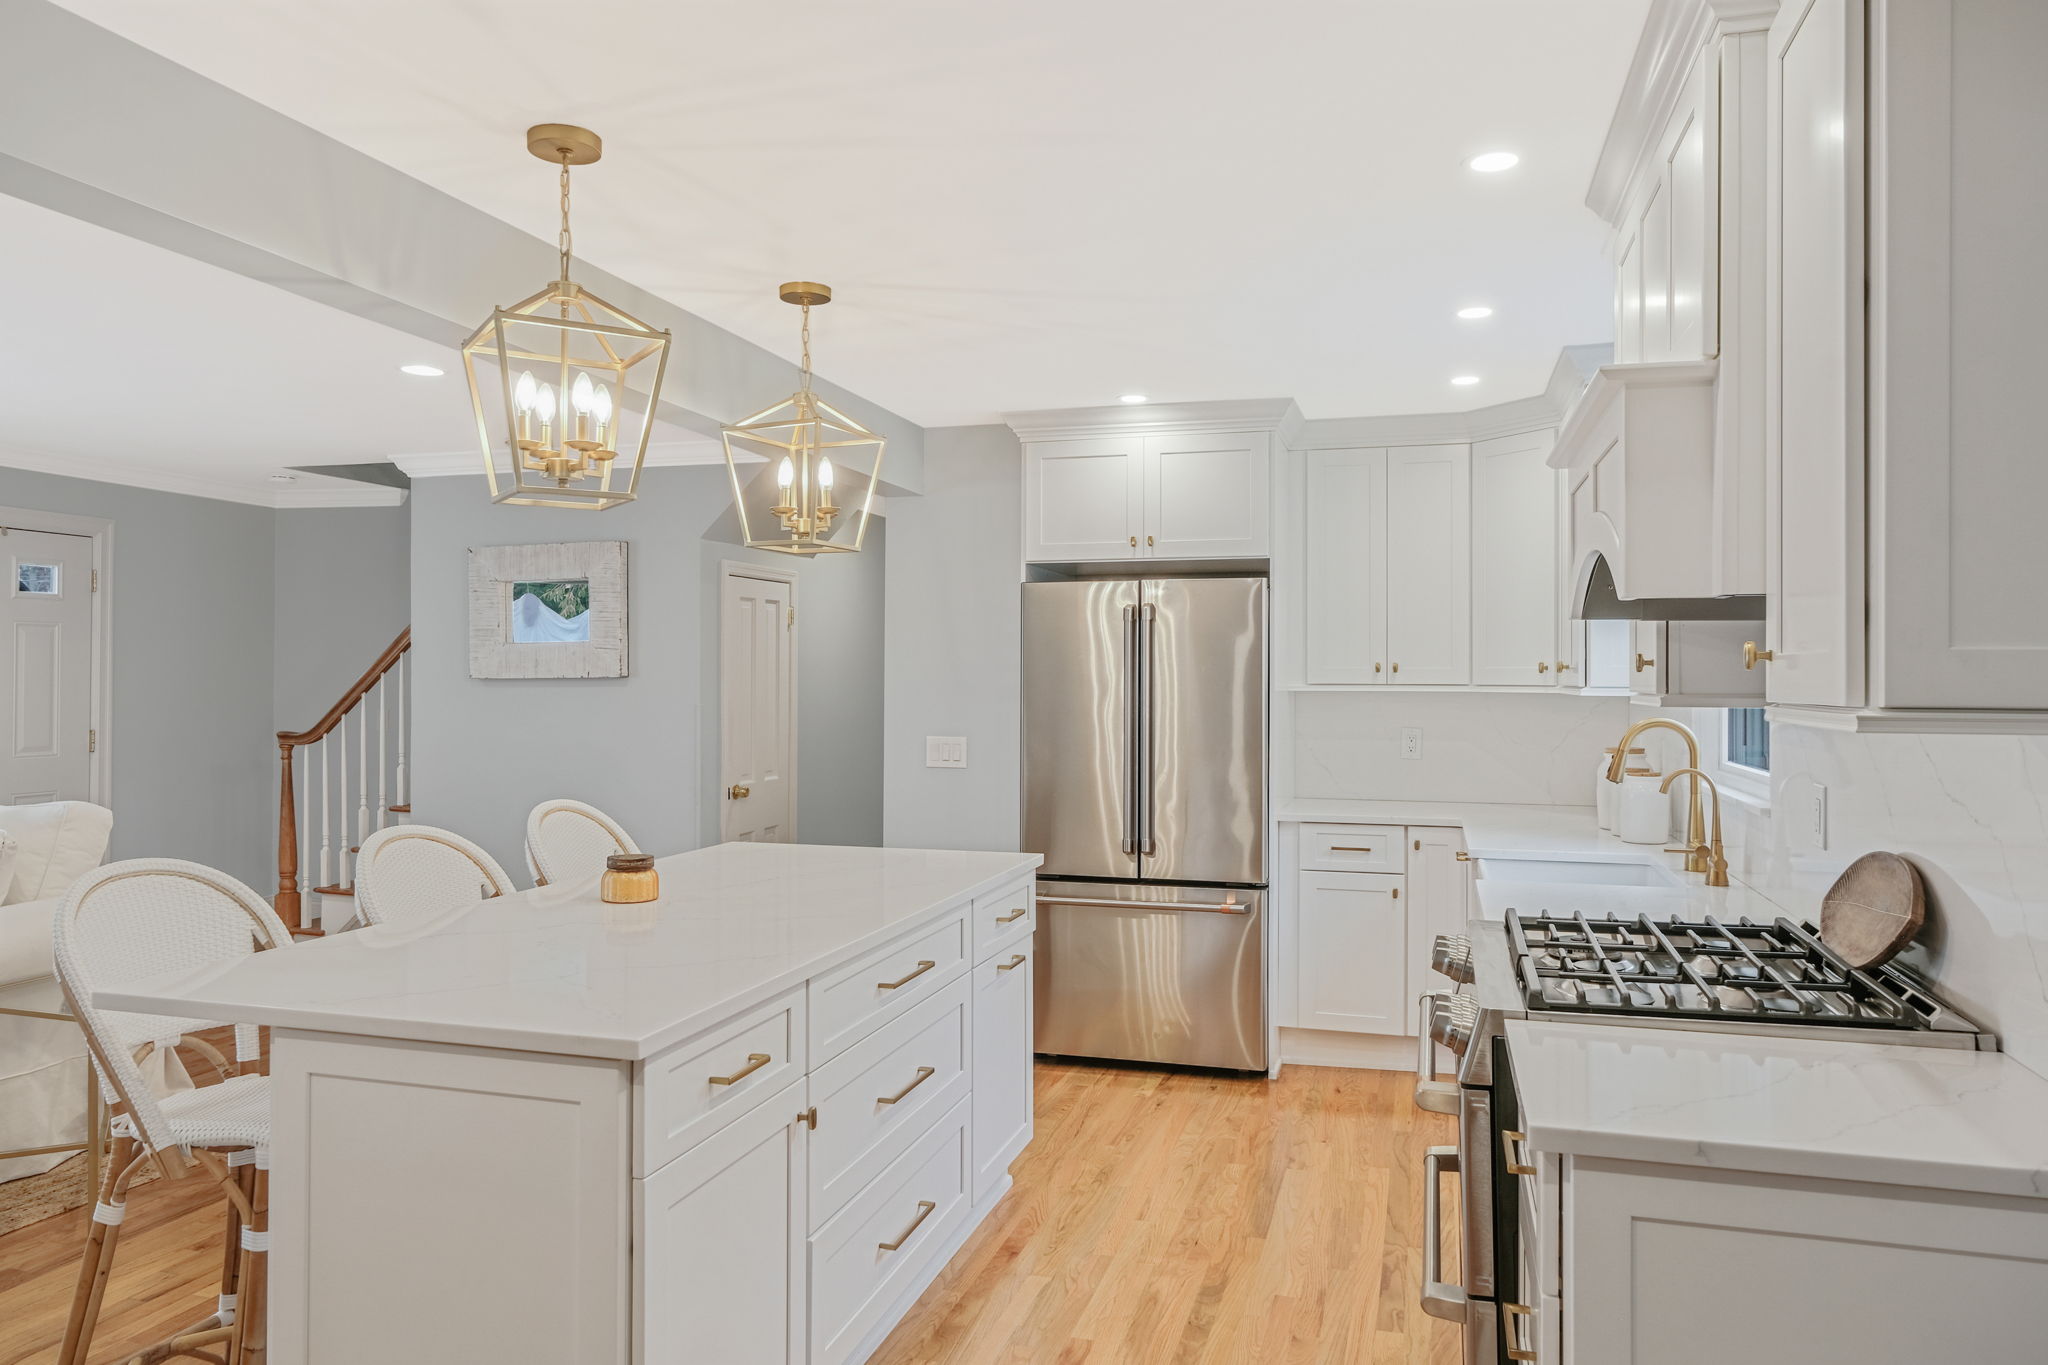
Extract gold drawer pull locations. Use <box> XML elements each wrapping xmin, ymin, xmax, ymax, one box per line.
<box><xmin>878</xmin><ymin>1199</ymin><xmax>937</xmax><ymax>1252</ymax></box>
<box><xmin>997</xmin><ymin>953</ymin><xmax>1027</xmax><ymax>971</ymax></box>
<box><xmin>1330</xmin><ymin>845</ymin><xmax>1375</xmax><ymax>853</ymax></box>
<box><xmin>1502</xmin><ymin>1129</ymin><xmax>1536</xmax><ymax>1176</ymax></box>
<box><xmin>878</xmin><ymin>1065</ymin><xmax>936</xmax><ymax>1106</ymax></box>
<box><xmin>877</xmin><ymin>959</ymin><xmax>936</xmax><ymax>991</ymax></box>
<box><xmin>709</xmin><ymin>1053</ymin><xmax>771</xmax><ymax>1087</ymax></box>
<box><xmin>995</xmin><ymin>907</ymin><xmax>1027</xmax><ymax>924</ymax></box>
<box><xmin>1503</xmin><ymin>1302</ymin><xmax>1537</xmax><ymax>1361</ymax></box>
<box><xmin>1454</xmin><ymin>851</ymin><xmax>1473</xmax><ymax>862</ymax></box>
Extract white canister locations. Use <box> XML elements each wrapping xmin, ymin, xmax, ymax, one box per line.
<box><xmin>1595</xmin><ymin>747</ymin><xmax>1646</xmax><ymax>831</ymax></box>
<box><xmin>1617</xmin><ymin>768</ymin><xmax>1671</xmax><ymax>845</ymax></box>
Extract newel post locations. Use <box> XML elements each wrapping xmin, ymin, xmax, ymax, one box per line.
<box><xmin>276</xmin><ymin>737</ymin><xmax>302</xmax><ymax>932</ymax></box>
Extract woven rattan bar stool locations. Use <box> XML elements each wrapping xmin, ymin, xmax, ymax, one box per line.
<box><xmin>352</xmin><ymin>825</ymin><xmax>516</xmax><ymax>927</ymax></box>
<box><xmin>523</xmin><ymin>799</ymin><xmax>640</xmax><ymax>888</ymax></box>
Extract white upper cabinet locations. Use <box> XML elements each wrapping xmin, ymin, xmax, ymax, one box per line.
<box><xmin>1019</xmin><ymin>412</ymin><xmax>1276</xmax><ymax>563</ymax></box>
<box><xmin>1022</xmin><ymin>436</ymin><xmax>1144</xmax><ymax>561</ymax></box>
<box><xmin>1470</xmin><ymin>431</ymin><xmax>1560</xmax><ymax>687</ymax></box>
<box><xmin>1143</xmin><ymin>432</ymin><xmax>1271</xmax><ymax>559</ymax></box>
<box><xmin>1303</xmin><ymin>449</ymin><xmax>1386</xmax><ymax>685</ymax></box>
<box><xmin>1383</xmin><ymin>446</ymin><xmax>1472</xmax><ymax>685</ymax></box>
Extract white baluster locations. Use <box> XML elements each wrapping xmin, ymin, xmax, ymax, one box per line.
<box><xmin>356</xmin><ymin>696</ymin><xmax>371</xmax><ymax>860</ymax></box>
<box><xmin>377</xmin><ymin>676</ymin><xmax>389</xmax><ymax>831</ymax></box>
<box><xmin>319</xmin><ymin>734</ymin><xmax>332</xmax><ymax>894</ymax></box>
<box><xmin>300</xmin><ymin>748</ymin><xmax>313</xmax><ymax>916</ymax></box>
<box><xmin>395</xmin><ymin>653</ymin><xmax>409</xmax><ymax>810</ymax></box>
<box><xmin>337</xmin><ymin>713</ymin><xmax>350</xmax><ymax>889</ymax></box>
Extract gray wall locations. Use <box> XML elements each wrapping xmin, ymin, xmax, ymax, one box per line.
<box><xmin>882</xmin><ymin>425</ymin><xmax>1023</xmax><ymax>851</ymax></box>
<box><xmin>273</xmin><ymin>505</ymin><xmax>410</xmax><ymax>735</ymax></box>
<box><xmin>409</xmin><ymin>467</ymin><xmax>886</xmax><ymax>876</ymax></box>
<box><xmin>0</xmin><ymin>467</ymin><xmax>276</xmax><ymax>890</ymax></box>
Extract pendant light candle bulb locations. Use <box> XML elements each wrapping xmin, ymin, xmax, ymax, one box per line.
<box><xmin>514</xmin><ymin>371</ymin><xmax>538</xmax><ymax>414</ymax></box>
<box><xmin>591</xmin><ymin>384</ymin><xmax>613</xmax><ymax>435</ymax></box>
<box><xmin>818</xmin><ymin>457</ymin><xmax>833</xmax><ymax>491</ymax></box>
<box><xmin>571</xmin><ymin>373</ymin><xmax>596</xmax><ymax>414</ymax></box>
<box><xmin>778</xmin><ymin>457</ymin><xmax>794</xmax><ymax>488</ymax></box>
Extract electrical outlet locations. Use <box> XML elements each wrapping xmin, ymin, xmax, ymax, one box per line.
<box><xmin>1804</xmin><ymin>783</ymin><xmax>1828</xmax><ymax>850</ymax></box>
<box><xmin>1401</xmin><ymin>727</ymin><xmax>1423</xmax><ymax>761</ymax></box>
<box><xmin>926</xmin><ymin>736</ymin><xmax>968</xmax><ymax>769</ymax></box>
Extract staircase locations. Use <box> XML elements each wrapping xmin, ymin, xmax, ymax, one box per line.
<box><xmin>274</xmin><ymin>628</ymin><xmax>410</xmax><ymax>935</ymax></box>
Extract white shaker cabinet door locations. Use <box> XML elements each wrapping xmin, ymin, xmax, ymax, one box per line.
<box><xmin>1142</xmin><ymin>432</ymin><xmax>1270</xmax><ymax>558</ymax></box>
<box><xmin>1297</xmin><ymin>872</ymin><xmax>1407</xmax><ymax>1035</ymax></box>
<box><xmin>1023</xmin><ymin>437</ymin><xmax>1144</xmax><ymax>562</ymax></box>
<box><xmin>971</xmin><ymin>945</ymin><xmax>1034</xmax><ymax>1203</ymax></box>
<box><xmin>1765</xmin><ymin>0</ymin><xmax>1866</xmax><ymax>707</ymax></box>
<box><xmin>1405</xmin><ymin>828</ymin><xmax>1472</xmax><ymax>994</ymax></box>
<box><xmin>637</xmin><ymin>1081</ymin><xmax>809</xmax><ymax>1365</ymax></box>
<box><xmin>1382</xmin><ymin>445</ymin><xmax>1471</xmax><ymax>685</ymax></box>
<box><xmin>1303</xmin><ymin>448</ymin><xmax>1387</xmax><ymax>684</ymax></box>
<box><xmin>1470</xmin><ymin>431</ymin><xmax>1559</xmax><ymax>687</ymax></box>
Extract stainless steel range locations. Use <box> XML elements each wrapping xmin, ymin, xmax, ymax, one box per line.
<box><xmin>1414</xmin><ymin>909</ymin><xmax>1993</xmax><ymax>1365</ymax></box>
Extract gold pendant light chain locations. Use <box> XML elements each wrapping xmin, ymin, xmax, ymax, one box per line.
<box><xmin>557</xmin><ymin>151</ymin><xmax>574</xmax><ymax>285</ymax></box>
<box><xmin>798</xmin><ymin>301</ymin><xmax>814</xmax><ymax>399</ymax></box>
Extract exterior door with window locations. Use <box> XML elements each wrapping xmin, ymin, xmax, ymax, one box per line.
<box><xmin>720</xmin><ymin>568</ymin><xmax>795</xmax><ymax>843</ymax></box>
<box><xmin>3</xmin><ymin>529</ymin><xmax>94</xmax><ymax>804</ymax></box>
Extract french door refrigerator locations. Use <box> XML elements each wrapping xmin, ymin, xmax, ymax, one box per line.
<box><xmin>1023</xmin><ymin>576</ymin><xmax>1267</xmax><ymax>1071</ymax></box>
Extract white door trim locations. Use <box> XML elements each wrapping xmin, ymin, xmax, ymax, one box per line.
<box><xmin>718</xmin><ymin>560</ymin><xmax>798</xmax><ymax>843</ymax></box>
<box><xmin>0</xmin><ymin>505</ymin><xmax>112</xmax><ymax>808</ymax></box>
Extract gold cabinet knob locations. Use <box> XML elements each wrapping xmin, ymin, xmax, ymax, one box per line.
<box><xmin>1129</xmin><ymin>535</ymin><xmax>1137</xmax><ymax>547</ymax></box>
<box><xmin>1374</xmin><ymin>662</ymin><xmax>1382</xmax><ymax>673</ymax></box>
<box><xmin>1390</xmin><ymin>662</ymin><xmax>1400</xmax><ymax>674</ymax></box>
<box><xmin>1744</xmin><ymin>641</ymin><xmax>1775</xmax><ymax>669</ymax></box>
<box><xmin>727</xmin><ymin>784</ymin><xmax>751</xmax><ymax>800</ymax></box>
<box><xmin>1556</xmin><ymin>660</ymin><xmax>1571</xmax><ymax>672</ymax></box>
<box><xmin>1146</xmin><ymin>534</ymin><xmax>1155</xmax><ymax>547</ymax></box>
<box><xmin>1537</xmin><ymin>661</ymin><xmax>1549</xmax><ymax>674</ymax></box>
<box><xmin>1634</xmin><ymin>653</ymin><xmax>1655</xmax><ymax>673</ymax></box>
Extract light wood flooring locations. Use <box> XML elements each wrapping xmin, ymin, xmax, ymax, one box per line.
<box><xmin>0</xmin><ymin>1061</ymin><xmax>1459</xmax><ymax>1365</ymax></box>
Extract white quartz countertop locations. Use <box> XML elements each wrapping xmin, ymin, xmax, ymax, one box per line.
<box><xmin>96</xmin><ymin>843</ymin><xmax>1041</xmax><ymax>1062</ymax></box>
<box><xmin>1506</xmin><ymin>1019</ymin><xmax>2048</xmax><ymax>1199</ymax></box>
<box><xmin>1473</xmin><ymin>876</ymin><xmax>1796</xmax><ymax>926</ymax></box>
<box><xmin>1278</xmin><ymin>799</ymin><xmax>1598</xmax><ymax>835</ymax></box>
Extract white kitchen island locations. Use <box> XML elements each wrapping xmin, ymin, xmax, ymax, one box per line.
<box><xmin>99</xmin><ymin>842</ymin><xmax>1043</xmax><ymax>1365</ymax></box>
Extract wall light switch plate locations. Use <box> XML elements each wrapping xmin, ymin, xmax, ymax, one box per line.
<box><xmin>1400</xmin><ymin>727</ymin><xmax>1424</xmax><ymax>761</ymax></box>
<box><xmin>1805</xmin><ymin>783</ymin><xmax>1828</xmax><ymax>850</ymax></box>
<box><xmin>926</xmin><ymin>736</ymin><xmax>968</xmax><ymax>769</ymax></box>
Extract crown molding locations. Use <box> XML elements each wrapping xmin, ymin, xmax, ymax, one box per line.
<box><xmin>390</xmin><ymin>440</ymin><xmax>730</xmax><ymax>478</ymax></box>
<box><xmin>0</xmin><ymin>445</ymin><xmax>402</xmax><ymax>509</ymax></box>
<box><xmin>1003</xmin><ymin>398</ymin><xmax>1301</xmax><ymax>443</ymax></box>
<box><xmin>1586</xmin><ymin>0</ymin><xmax>1781</xmax><ymax>225</ymax></box>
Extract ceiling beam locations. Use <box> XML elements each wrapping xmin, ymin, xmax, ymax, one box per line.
<box><xmin>0</xmin><ymin>0</ymin><xmax>924</xmax><ymax>494</ymax></box>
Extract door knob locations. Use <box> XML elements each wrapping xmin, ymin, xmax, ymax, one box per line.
<box><xmin>1744</xmin><ymin>641</ymin><xmax>1774</xmax><ymax>669</ymax></box>
<box><xmin>727</xmin><ymin>784</ymin><xmax>751</xmax><ymax>800</ymax></box>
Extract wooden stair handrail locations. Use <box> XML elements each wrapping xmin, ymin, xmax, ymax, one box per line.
<box><xmin>277</xmin><ymin>628</ymin><xmax>411</xmax><ymax>749</ymax></box>
<box><xmin>275</xmin><ymin>627</ymin><xmax>410</xmax><ymax>934</ymax></box>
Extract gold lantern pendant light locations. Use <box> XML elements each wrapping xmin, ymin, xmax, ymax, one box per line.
<box><xmin>460</xmin><ymin>124</ymin><xmax>673</xmax><ymax>509</ymax></box>
<box><xmin>721</xmin><ymin>283</ymin><xmax>884</xmax><ymax>555</ymax></box>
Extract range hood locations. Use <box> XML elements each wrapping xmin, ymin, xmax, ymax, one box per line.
<box><xmin>1551</xmin><ymin>359</ymin><xmax>1764</xmax><ymax>621</ymax></box>
<box><xmin>1576</xmin><ymin>554</ymin><xmax>1762</xmax><ymax>622</ymax></box>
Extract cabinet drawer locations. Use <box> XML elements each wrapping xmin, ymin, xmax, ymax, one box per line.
<box><xmin>808</xmin><ymin>976</ymin><xmax>971</xmax><ymax>1229</ymax></box>
<box><xmin>1300</xmin><ymin>824</ymin><xmax>1405</xmax><ymax>873</ymax></box>
<box><xmin>971</xmin><ymin>879</ymin><xmax>1034</xmax><ymax>963</ymax></box>
<box><xmin>636</xmin><ymin>986</ymin><xmax>806</xmax><ymax>1177</ymax></box>
<box><xmin>809</xmin><ymin>910</ymin><xmax>969</xmax><ymax>1063</ymax></box>
<box><xmin>809</xmin><ymin>1095</ymin><xmax>972</xmax><ymax>1365</ymax></box>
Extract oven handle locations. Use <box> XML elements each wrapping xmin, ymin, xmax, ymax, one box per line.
<box><xmin>1421</xmin><ymin>1146</ymin><xmax>1469</xmax><ymax>1323</ymax></box>
<box><xmin>1414</xmin><ymin>994</ymin><xmax>1458</xmax><ymax>1115</ymax></box>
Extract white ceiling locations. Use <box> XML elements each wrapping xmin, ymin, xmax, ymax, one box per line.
<box><xmin>55</xmin><ymin>0</ymin><xmax>1647</xmax><ymax>427</ymax></box>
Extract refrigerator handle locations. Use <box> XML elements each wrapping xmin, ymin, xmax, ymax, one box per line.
<box><xmin>1121</xmin><ymin>604</ymin><xmax>1139</xmax><ymax>858</ymax></box>
<box><xmin>1139</xmin><ymin>601</ymin><xmax>1157</xmax><ymax>857</ymax></box>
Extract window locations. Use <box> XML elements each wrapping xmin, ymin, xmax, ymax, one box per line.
<box><xmin>1716</xmin><ymin>706</ymin><xmax>1771</xmax><ymax>802</ymax></box>
<box><xmin>15</xmin><ymin>562</ymin><xmax>59</xmax><ymax>595</ymax></box>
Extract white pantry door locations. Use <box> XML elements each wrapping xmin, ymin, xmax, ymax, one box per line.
<box><xmin>2</xmin><ymin>527</ymin><xmax>95</xmax><ymax>804</ymax></box>
<box><xmin>720</xmin><ymin>567</ymin><xmax>795</xmax><ymax>843</ymax></box>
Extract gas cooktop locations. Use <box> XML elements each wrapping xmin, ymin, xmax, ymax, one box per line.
<box><xmin>1504</xmin><ymin>909</ymin><xmax>1983</xmax><ymax>1035</ymax></box>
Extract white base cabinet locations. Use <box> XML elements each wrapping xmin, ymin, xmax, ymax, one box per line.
<box><xmin>1292</xmin><ymin>825</ymin><xmax>1471</xmax><ymax>1039</ymax></box>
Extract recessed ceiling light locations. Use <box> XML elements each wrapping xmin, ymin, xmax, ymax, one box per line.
<box><xmin>1119</xmin><ymin>394</ymin><xmax>1149</xmax><ymax>404</ymax></box>
<box><xmin>1451</xmin><ymin>375</ymin><xmax>1481</xmax><ymax>387</ymax></box>
<box><xmin>270</xmin><ymin>473</ymin><xmax>299</xmax><ymax>483</ymax></box>
<box><xmin>1467</xmin><ymin>151</ymin><xmax>1520</xmax><ymax>174</ymax></box>
<box><xmin>1456</xmin><ymin>306</ymin><xmax>1494</xmax><ymax>320</ymax></box>
<box><xmin>399</xmin><ymin>364</ymin><xmax>445</xmax><ymax>377</ymax></box>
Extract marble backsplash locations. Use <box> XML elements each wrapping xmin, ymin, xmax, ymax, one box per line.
<box><xmin>1292</xmin><ymin>691</ymin><xmax>1632</xmax><ymax>805</ymax></box>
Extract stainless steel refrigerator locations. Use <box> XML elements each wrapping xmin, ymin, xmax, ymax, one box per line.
<box><xmin>1023</xmin><ymin>576</ymin><xmax>1267</xmax><ymax>1071</ymax></box>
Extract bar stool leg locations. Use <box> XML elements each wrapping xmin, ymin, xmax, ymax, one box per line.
<box><xmin>57</xmin><ymin>1134</ymin><xmax>138</xmax><ymax>1365</ymax></box>
<box><xmin>235</xmin><ymin>1161</ymin><xmax>270</xmax><ymax>1364</ymax></box>
<box><xmin>218</xmin><ymin>1157</ymin><xmax>252</xmax><ymax>1364</ymax></box>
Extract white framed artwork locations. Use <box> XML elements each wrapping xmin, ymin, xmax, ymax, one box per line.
<box><xmin>468</xmin><ymin>541</ymin><xmax>629</xmax><ymax>678</ymax></box>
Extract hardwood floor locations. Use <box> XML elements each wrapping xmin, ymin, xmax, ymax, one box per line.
<box><xmin>0</xmin><ymin>1062</ymin><xmax>1460</xmax><ymax>1365</ymax></box>
<box><xmin>869</xmin><ymin>1061</ymin><xmax>1463</xmax><ymax>1365</ymax></box>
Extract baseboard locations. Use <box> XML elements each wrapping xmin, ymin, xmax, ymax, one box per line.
<box><xmin>1278</xmin><ymin>1026</ymin><xmax>1420</xmax><ymax>1072</ymax></box>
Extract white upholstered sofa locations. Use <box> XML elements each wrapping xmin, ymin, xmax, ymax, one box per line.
<box><xmin>0</xmin><ymin>801</ymin><xmax>114</xmax><ymax>1183</ymax></box>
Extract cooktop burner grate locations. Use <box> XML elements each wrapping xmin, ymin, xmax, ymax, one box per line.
<box><xmin>1504</xmin><ymin>910</ymin><xmax>1976</xmax><ymax>1032</ymax></box>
